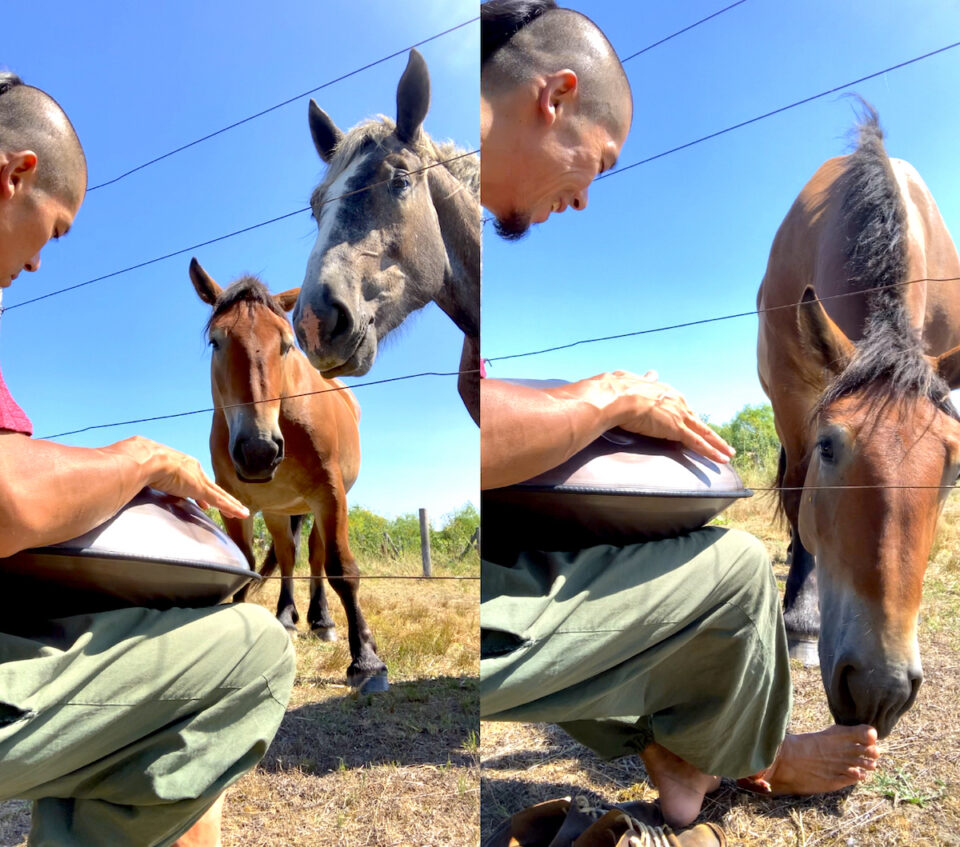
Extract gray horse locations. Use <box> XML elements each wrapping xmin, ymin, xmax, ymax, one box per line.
<box><xmin>292</xmin><ymin>49</ymin><xmax>481</xmax><ymax>423</ymax></box>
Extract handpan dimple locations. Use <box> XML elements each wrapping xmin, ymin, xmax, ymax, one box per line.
<box><xmin>0</xmin><ymin>488</ymin><xmax>259</xmax><ymax>619</ymax></box>
<box><xmin>483</xmin><ymin>378</ymin><xmax>752</xmax><ymax>553</ymax></box>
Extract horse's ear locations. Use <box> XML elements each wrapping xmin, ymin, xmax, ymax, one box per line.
<box><xmin>396</xmin><ymin>48</ymin><xmax>430</xmax><ymax>145</ymax></box>
<box><xmin>934</xmin><ymin>343</ymin><xmax>960</xmax><ymax>389</ymax></box>
<box><xmin>797</xmin><ymin>286</ymin><xmax>854</xmax><ymax>375</ymax></box>
<box><xmin>189</xmin><ymin>257</ymin><xmax>222</xmax><ymax>305</ymax></box>
<box><xmin>309</xmin><ymin>100</ymin><xmax>342</xmax><ymax>163</ymax></box>
<box><xmin>275</xmin><ymin>288</ymin><xmax>301</xmax><ymax>313</ymax></box>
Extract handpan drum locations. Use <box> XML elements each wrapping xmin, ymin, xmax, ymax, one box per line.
<box><xmin>0</xmin><ymin>488</ymin><xmax>258</xmax><ymax>619</ymax></box>
<box><xmin>482</xmin><ymin>379</ymin><xmax>753</xmax><ymax>554</ymax></box>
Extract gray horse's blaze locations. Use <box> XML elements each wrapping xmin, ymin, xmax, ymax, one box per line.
<box><xmin>293</xmin><ymin>48</ymin><xmax>459</xmax><ymax>377</ymax></box>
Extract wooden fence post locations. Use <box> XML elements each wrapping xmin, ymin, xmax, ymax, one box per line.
<box><xmin>419</xmin><ymin>508</ymin><xmax>432</xmax><ymax>577</ymax></box>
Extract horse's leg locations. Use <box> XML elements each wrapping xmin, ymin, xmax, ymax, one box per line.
<box><xmin>263</xmin><ymin>512</ymin><xmax>300</xmax><ymax>635</ymax></box>
<box><xmin>779</xmin><ymin>448</ymin><xmax>820</xmax><ymax>666</ymax></box>
<box><xmin>222</xmin><ymin>514</ymin><xmax>255</xmax><ymax>603</ymax></box>
<box><xmin>313</xmin><ymin>481</ymin><xmax>387</xmax><ymax>692</ymax></box>
<box><xmin>305</xmin><ymin>517</ymin><xmax>337</xmax><ymax>641</ymax></box>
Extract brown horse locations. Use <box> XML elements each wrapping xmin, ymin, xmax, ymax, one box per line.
<box><xmin>757</xmin><ymin>107</ymin><xmax>960</xmax><ymax>738</ymax></box>
<box><xmin>189</xmin><ymin>257</ymin><xmax>387</xmax><ymax>692</ymax></box>
<box><xmin>292</xmin><ymin>49</ymin><xmax>481</xmax><ymax>423</ymax></box>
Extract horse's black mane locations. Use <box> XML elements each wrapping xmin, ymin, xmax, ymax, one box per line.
<box><xmin>205</xmin><ymin>276</ymin><xmax>285</xmax><ymax>333</ymax></box>
<box><xmin>815</xmin><ymin>106</ymin><xmax>958</xmax><ymax>422</ymax></box>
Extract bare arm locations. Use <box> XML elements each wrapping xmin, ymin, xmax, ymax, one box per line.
<box><xmin>0</xmin><ymin>433</ymin><xmax>248</xmax><ymax>558</ymax></box>
<box><xmin>480</xmin><ymin>371</ymin><xmax>734</xmax><ymax>490</ymax></box>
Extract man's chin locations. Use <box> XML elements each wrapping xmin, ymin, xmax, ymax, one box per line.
<box><xmin>494</xmin><ymin>210</ymin><xmax>532</xmax><ymax>241</ymax></box>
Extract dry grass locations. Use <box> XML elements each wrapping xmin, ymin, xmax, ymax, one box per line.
<box><xmin>481</xmin><ymin>487</ymin><xmax>960</xmax><ymax>846</ymax></box>
<box><xmin>0</xmin><ymin>557</ymin><xmax>480</xmax><ymax>847</ymax></box>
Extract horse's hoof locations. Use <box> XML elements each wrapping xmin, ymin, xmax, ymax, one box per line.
<box><xmin>788</xmin><ymin>636</ymin><xmax>819</xmax><ymax>667</ymax></box>
<box><xmin>353</xmin><ymin>672</ymin><xmax>389</xmax><ymax>694</ymax></box>
<box><xmin>283</xmin><ymin>624</ymin><xmax>299</xmax><ymax>640</ymax></box>
<box><xmin>310</xmin><ymin>624</ymin><xmax>338</xmax><ymax>642</ymax></box>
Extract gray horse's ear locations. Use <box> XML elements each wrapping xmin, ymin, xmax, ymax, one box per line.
<box><xmin>396</xmin><ymin>48</ymin><xmax>430</xmax><ymax>145</ymax></box>
<box><xmin>934</xmin><ymin>344</ymin><xmax>960</xmax><ymax>389</ymax></box>
<box><xmin>189</xmin><ymin>257</ymin><xmax>222</xmax><ymax>305</ymax></box>
<box><xmin>797</xmin><ymin>286</ymin><xmax>854</xmax><ymax>376</ymax></box>
<box><xmin>309</xmin><ymin>100</ymin><xmax>343</xmax><ymax>163</ymax></box>
<box><xmin>275</xmin><ymin>288</ymin><xmax>301</xmax><ymax>313</ymax></box>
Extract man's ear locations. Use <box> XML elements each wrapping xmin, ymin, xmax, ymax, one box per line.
<box><xmin>537</xmin><ymin>70</ymin><xmax>579</xmax><ymax>126</ymax></box>
<box><xmin>0</xmin><ymin>151</ymin><xmax>39</xmax><ymax>200</ymax></box>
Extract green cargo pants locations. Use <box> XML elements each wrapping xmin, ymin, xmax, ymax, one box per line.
<box><xmin>480</xmin><ymin>527</ymin><xmax>791</xmax><ymax>778</ymax></box>
<box><xmin>0</xmin><ymin>602</ymin><xmax>295</xmax><ymax>847</ymax></box>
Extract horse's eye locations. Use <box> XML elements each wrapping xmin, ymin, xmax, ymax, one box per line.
<box><xmin>390</xmin><ymin>171</ymin><xmax>411</xmax><ymax>193</ymax></box>
<box><xmin>209</xmin><ymin>338</ymin><xmax>220</xmax><ymax>351</ymax></box>
<box><xmin>280</xmin><ymin>338</ymin><xmax>293</xmax><ymax>355</ymax></box>
<box><xmin>818</xmin><ymin>437</ymin><xmax>835</xmax><ymax>463</ymax></box>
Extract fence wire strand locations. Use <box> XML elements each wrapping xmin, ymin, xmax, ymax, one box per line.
<box><xmin>2</xmin><ymin>149</ymin><xmax>478</xmax><ymax>314</ymax></box>
<box><xmin>86</xmin><ymin>16</ymin><xmax>479</xmax><ymax>192</ymax></box>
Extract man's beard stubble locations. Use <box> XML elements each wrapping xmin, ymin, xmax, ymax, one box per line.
<box><xmin>494</xmin><ymin>209</ymin><xmax>531</xmax><ymax>241</ymax></box>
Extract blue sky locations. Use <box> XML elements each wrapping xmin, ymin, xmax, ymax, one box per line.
<box><xmin>6</xmin><ymin>1</ymin><xmax>960</xmax><ymax>523</ymax></box>
<box><xmin>483</xmin><ymin>0</ymin><xmax>960</xmax><ymax>426</ymax></box>
<box><xmin>1</xmin><ymin>0</ymin><xmax>478</xmax><ymax>522</ymax></box>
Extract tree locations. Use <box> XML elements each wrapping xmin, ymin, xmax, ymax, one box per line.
<box><xmin>713</xmin><ymin>403</ymin><xmax>781</xmax><ymax>477</ymax></box>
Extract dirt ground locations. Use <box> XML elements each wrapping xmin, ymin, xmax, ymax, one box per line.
<box><xmin>480</xmin><ymin>493</ymin><xmax>960</xmax><ymax>846</ymax></box>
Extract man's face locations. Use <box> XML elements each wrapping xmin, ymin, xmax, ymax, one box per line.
<box><xmin>0</xmin><ymin>183</ymin><xmax>79</xmax><ymax>288</ymax></box>
<box><xmin>492</xmin><ymin>117</ymin><xmax>626</xmax><ymax>240</ymax></box>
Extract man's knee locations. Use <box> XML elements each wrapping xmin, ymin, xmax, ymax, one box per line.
<box><xmin>212</xmin><ymin>604</ymin><xmax>296</xmax><ymax>702</ymax></box>
<box><xmin>712</xmin><ymin>528</ymin><xmax>778</xmax><ymax>607</ymax></box>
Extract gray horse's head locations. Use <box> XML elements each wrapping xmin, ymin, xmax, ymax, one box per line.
<box><xmin>293</xmin><ymin>49</ymin><xmax>476</xmax><ymax>377</ymax></box>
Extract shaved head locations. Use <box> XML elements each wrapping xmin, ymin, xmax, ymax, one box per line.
<box><xmin>481</xmin><ymin>2</ymin><xmax>632</xmax><ymax>139</ymax></box>
<box><xmin>0</xmin><ymin>73</ymin><xmax>87</xmax><ymax>207</ymax></box>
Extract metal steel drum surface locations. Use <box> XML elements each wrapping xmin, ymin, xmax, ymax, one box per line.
<box><xmin>483</xmin><ymin>379</ymin><xmax>753</xmax><ymax>553</ymax></box>
<box><xmin>0</xmin><ymin>488</ymin><xmax>259</xmax><ymax>619</ymax></box>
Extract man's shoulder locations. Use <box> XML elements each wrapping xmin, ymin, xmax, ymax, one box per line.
<box><xmin>0</xmin><ymin>366</ymin><xmax>32</xmax><ymax>436</ymax></box>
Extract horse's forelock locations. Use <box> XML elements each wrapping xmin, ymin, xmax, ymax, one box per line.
<box><xmin>205</xmin><ymin>276</ymin><xmax>286</xmax><ymax>333</ymax></box>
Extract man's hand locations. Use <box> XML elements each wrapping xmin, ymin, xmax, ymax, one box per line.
<box><xmin>105</xmin><ymin>436</ymin><xmax>248</xmax><ymax>519</ymax></box>
<box><xmin>605</xmin><ymin>370</ymin><xmax>734</xmax><ymax>464</ymax></box>
<box><xmin>481</xmin><ymin>370</ymin><xmax>734</xmax><ymax>490</ymax></box>
<box><xmin>0</xmin><ymin>432</ymin><xmax>248</xmax><ymax>557</ymax></box>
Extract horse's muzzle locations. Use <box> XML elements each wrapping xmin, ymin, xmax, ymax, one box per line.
<box><xmin>826</xmin><ymin>658</ymin><xmax>922</xmax><ymax>739</ymax></box>
<box><xmin>232</xmin><ymin>435</ymin><xmax>284</xmax><ymax>482</ymax></box>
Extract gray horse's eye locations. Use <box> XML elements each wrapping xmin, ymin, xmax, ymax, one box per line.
<box><xmin>390</xmin><ymin>170</ymin><xmax>411</xmax><ymax>193</ymax></box>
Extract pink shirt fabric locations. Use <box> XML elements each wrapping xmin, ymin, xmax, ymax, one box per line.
<box><xmin>0</xmin><ymin>365</ymin><xmax>33</xmax><ymax>435</ymax></box>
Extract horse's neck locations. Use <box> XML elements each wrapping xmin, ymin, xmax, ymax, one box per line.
<box><xmin>428</xmin><ymin>165</ymin><xmax>480</xmax><ymax>339</ymax></box>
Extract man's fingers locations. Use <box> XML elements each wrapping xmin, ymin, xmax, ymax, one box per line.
<box><xmin>204</xmin><ymin>484</ymin><xmax>249</xmax><ymax>519</ymax></box>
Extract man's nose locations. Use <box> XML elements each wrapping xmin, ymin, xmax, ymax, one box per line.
<box><xmin>571</xmin><ymin>187</ymin><xmax>589</xmax><ymax>211</ymax></box>
<box><xmin>24</xmin><ymin>252</ymin><xmax>41</xmax><ymax>272</ymax></box>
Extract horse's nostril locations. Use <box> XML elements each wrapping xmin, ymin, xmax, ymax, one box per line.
<box><xmin>330</xmin><ymin>301</ymin><xmax>353</xmax><ymax>342</ymax></box>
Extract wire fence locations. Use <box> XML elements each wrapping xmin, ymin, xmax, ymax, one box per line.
<box><xmin>7</xmin><ymin>5</ymin><xmax>960</xmax><ymax>582</ymax></box>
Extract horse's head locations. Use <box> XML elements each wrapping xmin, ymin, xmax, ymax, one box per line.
<box><xmin>797</xmin><ymin>287</ymin><xmax>960</xmax><ymax>737</ymax></box>
<box><xmin>293</xmin><ymin>49</ymin><xmax>470</xmax><ymax>377</ymax></box>
<box><xmin>190</xmin><ymin>258</ymin><xmax>300</xmax><ymax>483</ymax></box>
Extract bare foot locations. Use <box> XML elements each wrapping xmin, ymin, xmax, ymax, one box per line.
<box><xmin>640</xmin><ymin>742</ymin><xmax>722</xmax><ymax>828</ymax></box>
<box><xmin>761</xmin><ymin>725</ymin><xmax>880</xmax><ymax>795</ymax></box>
<box><xmin>172</xmin><ymin>793</ymin><xmax>225</xmax><ymax>847</ymax></box>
